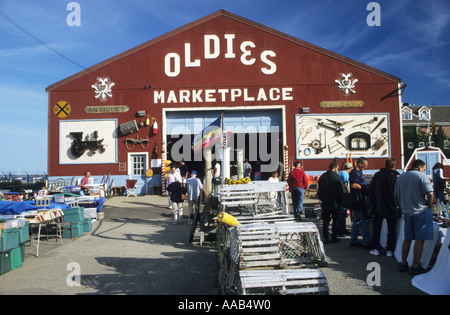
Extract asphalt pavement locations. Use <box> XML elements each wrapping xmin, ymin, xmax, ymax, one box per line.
<box><xmin>0</xmin><ymin>194</ymin><xmax>427</xmax><ymax>295</ymax></box>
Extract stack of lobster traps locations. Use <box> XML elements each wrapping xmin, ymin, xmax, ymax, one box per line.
<box><xmin>216</xmin><ymin>181</ymin><xmax>329</xmax><ymax>295</ymax></box>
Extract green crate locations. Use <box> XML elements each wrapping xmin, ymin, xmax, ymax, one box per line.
<box><xmin>62</xmin><ymin>222</ymin><xmax>83</xmax><ymax>239</ymax></box>
<box><xmin>19</xmin><ymin>243</ymin><xmax>25</xmax><ymax>263</ymax></box>
<box><xmin>63</xmin><ymin>207</ymin><xmax>84</xmax><ymax>223</ymax></box>
<box><xmin>10</xmin><ymin>247</ymin><xmax>22</xmax><ymax>271</ymax></box>
<box><xmin>83</xmin><ymin>218</ymin><xmax>92</xmax><ymax>233</ymax></box>
<box><xmin>0</xmin><ymin>251</ymin><xmax>11</xmax><ymax>275</ymax></box>
<box><xmin>18</xmin><ymin>221</ymin><xmax>30</xmax><ymax>244</ymax></box>
<box><xmin>0</xmin><ymin>228</ymin><xmax>20</xmax><ymax>252</ymax></box>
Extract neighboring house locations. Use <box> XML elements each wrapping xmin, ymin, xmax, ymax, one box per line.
<box><xmin>402</xmin><ymin>104</ymin><xmax>450</xmax><ymax>176</ymax></box>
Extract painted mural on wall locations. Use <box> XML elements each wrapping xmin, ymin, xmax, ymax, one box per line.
<box><xmin>295</xmin><ymin>113</ymin><xmax>390</xmax><ymax>159</ymax></box>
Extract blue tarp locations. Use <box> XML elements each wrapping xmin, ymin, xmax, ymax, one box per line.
<box><xmin>0</xmin><ymin>197</ymin><xmax>106</xmax><ymax>215</ymax></box>
<box><xmin>0</xmin><ymin>200</ymin><xmax>71</xmax><ymax>215</ymax></box>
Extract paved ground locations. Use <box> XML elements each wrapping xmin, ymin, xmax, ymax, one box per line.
<box><xmin>0</xmin><ymin>195</ymin><xmax>427</xmax><ymax>295</ymax></box>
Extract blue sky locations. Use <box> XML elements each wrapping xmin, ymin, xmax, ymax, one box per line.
<box><xmin>0</xmin><ymin>0</ymin><xmax>449</xmax><ymax>174</ymax></box>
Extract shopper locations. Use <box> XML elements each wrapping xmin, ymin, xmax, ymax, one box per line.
<box><xmin>395</xmin><ymin>159</ymin><xmax>434</xmax><ymax>275</ymax></box>
<box><xmin>254</xmin><ymin>160</ymin><xmax>262</xmax><ymax>181</ymax></box>
<box><xmin>318</xmin><ymin>162</ymin><xmax>345</xmax><ymax>243</ymax></box>
<box><xmin>338</xmin><ymin>162</ymin><xmax>353</xmax><ymax>236</ymax></box>
<box><xmin>268</xmin><ymin>170</ymin><xmax>279</xmax><ymax>200</ymax></box>
<box><xmin>432</xmin><ymin>162</ymin><xmax>448</xmax><ymax>218</ymax></box>
<box><xmin>369</xmin><ymin>158</ymin><xmax>401</xmax><ymax>257</ymax></box>
<box><xmin>349</xmin><ymin>157</ymin><xmax>372</xmax><ymax>249</ymax></box>
<box><xmin>166</xmin><ymin>163</ymin><xmax>177</xmax><ymax>209</ymax></box>
<box><xmin>80</xmin><ymin>171</ymin><xmax>91</xmax><ymax>196</ymax></box>
<box><xmin>186</xmin><ymin>171</ymin><xmax>203</xmax><ymax>224</ymax></box>
<box><xmin>268</xmin><ymin>170</ymin><xmax>279</xmax><ymax>183</ymax></box>
<box><xmin>179</xmin><ymin>159</ymin><xmax>188</xmax><ymax>184</ymax></box>
<box><xmin>277</xmin><ymin>161</ymin><xmax>286</xmax><ymax>181</ymax></box>
<box><xmin>287</xmin><ymin>161</ymin><xmax>308</xmax><ymax>220</ymax></box>
<box><xmin>243</xmin><ymin>159</ymin><xmax>252</xmax><ymax>179</ymax></box>
<box><xmin>167</xmin><ymin>173</ymin><xmax>186</xmax><ymax>225</ymax></box>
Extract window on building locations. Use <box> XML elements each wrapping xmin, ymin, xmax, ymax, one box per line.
<box><xmin>130</xmin><ymin>155</ymin><xmax>146</xmax><ymax>176</ymax></box>
<box><xmin>418</xmin><ymin>107</ymin><xmax>430</xmax><ymax>121</ymax></box>
<box><xmin>402</xmin><ymin>108</ymin><xmax>412</xmax><ymax>120</ymax></box>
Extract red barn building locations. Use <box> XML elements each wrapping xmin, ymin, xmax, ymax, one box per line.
<box><xmin>46</xmin><ymin>10</ymin><xmax>404</xmax><ymax>194</ymax></box>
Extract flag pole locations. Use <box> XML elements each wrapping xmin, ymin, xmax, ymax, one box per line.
<box><xmin>221</xmin><ymin>112</ymin><xmax>225</xmax><ymax>186</ymax></box>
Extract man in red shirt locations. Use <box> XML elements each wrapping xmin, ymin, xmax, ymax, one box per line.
<box><xmin>287</xmin><ymin>161</ymin><xmax>308</xmax><ymax>220</ymax></box>
<box><xmin>80</xmin><ymin>171</ymin><xmax>91</xmax><ymax>196</ymax></box>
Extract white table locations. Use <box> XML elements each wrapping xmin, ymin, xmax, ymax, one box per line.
<box><xmin>412</xmin><ymin>228</ymin><xmax>450</xmax><ymax>295</ymax></box>
<box><xmin>392</xmin><ymin>217</ymin><xmax>441</xmax><ymax>268</ymax></box>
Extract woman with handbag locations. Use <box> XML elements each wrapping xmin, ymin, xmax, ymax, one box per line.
<box><xmin>167</xmin><ymin>173</ymin><xmax>187</xmax><ymax>225</ymax></box>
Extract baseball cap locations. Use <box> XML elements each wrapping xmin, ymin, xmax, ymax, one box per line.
<box><xmin>343</xmin><ymin>162</ymin><xmax>352</xmax><ymax>170</ymax></box>
<box><xmin>191</xmin><ymin>170</ymin><xmax>197</xmax><ymax>175</ymax></box>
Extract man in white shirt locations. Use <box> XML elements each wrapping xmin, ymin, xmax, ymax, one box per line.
<box><xmin>186</xmin><ymin>171</ymin><xmax>203</xmax><ymax>224</ymax></box>
<box><xmin>395</xmin><ymin>159</ymin><xmax>434</xmax><ymax>275</ymax></box>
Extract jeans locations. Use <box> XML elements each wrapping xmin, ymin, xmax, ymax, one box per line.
<box><xmin>338</xmin><ymin>208</ymin><xmax>348</xmax><ymax>234</ymax></box>
<box><xmin>351</xmin><ymin>210</ymin><xmax>371</xmax><ymax>246</ymax></box>
<box><xmin>291</xmin><ymin>187</ymin><xmax>304</xmax><ymax>217</ymax></box>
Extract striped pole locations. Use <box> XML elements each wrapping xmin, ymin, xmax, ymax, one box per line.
<box><xmin>161</xmin><ymin>151</ymin><xmax>167</xmax><ymax>196</ymax></box>
<box><xmin>284</xmin><ymin>146</ymin><xmax>289</xmax><ymax>191</ymax></box>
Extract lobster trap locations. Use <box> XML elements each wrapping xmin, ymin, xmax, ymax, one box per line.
<box><xmin>238</xmin><ymin>269</ymin><xmax>329</xmax><ymax>295</ymax></box>
<box><xmin>230</xmin><ymin>222</ymin><xmax>327</xmax><ymax>270</ymax></box>
<box><xmin>217</xmin><ymin>220</ymin><xmax>329</xmax><ymax>295</ymax></box>
<box><xmin>218</xmin><ymin>182</ymin><xmax>289</xmax><ymax>217</ymax></box>
<box><xmin>216</xmin><ymin>181</ymin><xmax>329</xmax><ymax>295</ymax></box>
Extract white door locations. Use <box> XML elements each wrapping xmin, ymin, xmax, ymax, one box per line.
<box><xmin>128</xmin><ymin>153</ymin><xmax>149</xmax><ymax>194</ymax></box>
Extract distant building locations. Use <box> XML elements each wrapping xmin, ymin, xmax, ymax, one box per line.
<box><xmin>402</xmin><ymin>104</ymin><xmax>450</xmax><ymax>176</ymax></box>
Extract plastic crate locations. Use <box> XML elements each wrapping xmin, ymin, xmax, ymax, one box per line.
<box><xmin>10</xmin><ymin>247</ymin><xmax>22</xmax><ymax>271</ymax></box>
<box><xmin>63</xmin><ymin>207</ymin><xmax>84</xmax><ymax>223</ymax></box>
<box><xmin>84</xmin><ymin>208</ymin><xmax>97</xmax><ymax>219</ymax></box>
<box><xmin>19</xmin><ymin>243</ymin><xmax>25</xmax><ymax>263</ymax></box>
<box><xmin>0</xmin><ymin>228</ymin><xmax>20</xmax><ymax>252</ymax></box>
<box><xmin>54</xmin><ymin>194</ymin><xmax>65</xmax><ymax>203</ymax></box>
<box><xmin>0</xmin><ymin>251</ymin><xmax>11</xmax><ymax>275</ymax></box>
<box><xmin>18</xmin><ymin>221</ymin><xmax>30</xmax><ymax>244</ymax></box>
<box><xmin>305</xmin><ymin>207</ymin><xmax>322</xmax><ymax>219</ymax></box>
<box><xmin>83</xmin><ymin>218</ymin><xmax>92</xmax><ymax>233</ymax></box>
<box><xmin>62</xmin><ymin>222</ymin><xmax>83</xmax><ymax>238</ymax></box>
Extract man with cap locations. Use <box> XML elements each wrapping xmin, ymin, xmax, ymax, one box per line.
<box><xmin>338</xmin><ymin>162</ymin><xmax>353</xmax><ymax>236</ymax></box>
<box><xmin>186</xmin><ymin>170</ymin><xmax>203</xmax><ymax>224</ymax></box>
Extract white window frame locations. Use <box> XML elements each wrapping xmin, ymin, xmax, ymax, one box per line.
<box><xmin>402</xmin><ymin>107</ymin><xmax>412</xmax><ymax>120</ymax></box>
<box><xmin>127</xmin><ymin>152</ymin><xmax>149</xmax><ymax>176</ymax></box>
<box><xmin>418</xmin><ymin>107</ymin><xmax>430</xmax><ymax>121</ymax></box>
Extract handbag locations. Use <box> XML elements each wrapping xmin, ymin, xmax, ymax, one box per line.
<box><xmin>180</xmin><ymin>186</ymin><xmax>187</xmax><ymax>201</ymax></box>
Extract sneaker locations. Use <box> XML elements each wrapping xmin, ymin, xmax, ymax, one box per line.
<box><xmin>386</xmin><ymin>251</ymin><xmax>394</xmax><ymax>257</ymax></box>
<box><xmin>410</xmin><ymin>265</ymin><xmax>428</xmax><ymax>275</ymax></box>
<box><xmin>370</xmin><ymin>249</ymin><xmax>380</xmax><ymax>256</ymax></box>
<box><xmin>399</xmin><ymin>262</ymin><xmax>409</xmax><ymax>272</ymax></box>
